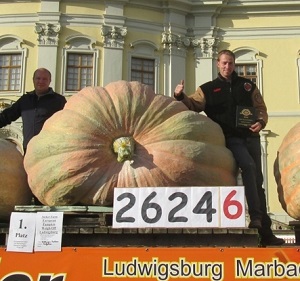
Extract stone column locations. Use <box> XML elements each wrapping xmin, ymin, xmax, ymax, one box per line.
<box><xmin>260</xmin><ymin>129</ymin><xmax>271</xmax><ymax>212</ymax></box>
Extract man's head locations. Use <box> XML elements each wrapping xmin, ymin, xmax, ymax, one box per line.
<box><xmin>33</xmin><ymin>68</ymin><xmax>52</xmax><ymax>96</ymax></box>
<box><xmin>217</xmin><ymin>50</ymin><xmax>235</xmax><ymax>80</ymax></box>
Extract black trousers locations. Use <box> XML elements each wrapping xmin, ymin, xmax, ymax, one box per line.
<box><xmin>226</xmin><ymin>136</ymin><xmax>273</xmax><ymax>237</ymax></box>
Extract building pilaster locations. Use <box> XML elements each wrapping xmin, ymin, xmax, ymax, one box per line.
<box><xmin>161</xmin><ymin>27</ymin><xmax>189</xmax><ymax>97</ymax></box>
<box><xmin>34</xmin><ymin>0</ymin><xmax>61</xmax><ymax>90</ymax></box>
<box><xmin>192</xmin><ymin>37</ymin><xmax>219</xmax><ymax>87</ymax></box>
<box><xmin>100</xmin><ymin>25</ymin><xmax>127</xmax><ymax>86</ymax></box>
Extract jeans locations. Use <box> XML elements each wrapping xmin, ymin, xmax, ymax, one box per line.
<box><xmin>226</xmin><ymin>136</ymin><xmax>273</xmax><ymax>237</ymax></box>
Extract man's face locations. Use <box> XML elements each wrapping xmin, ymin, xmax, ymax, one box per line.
<box><xmin>33</xmin><ymin>70</ymin><xmax>51</xmax><ymax>95</ymax></box>
<box><xmin>217</xmin><ymin>54</ymin><xmax>235</xmax><ymax>80</ymax></box>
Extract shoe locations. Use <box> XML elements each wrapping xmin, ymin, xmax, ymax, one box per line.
<box><xmin>248</xmin><ymin>219</ymin><xmax>262</xmax><ymax>229</ymax></box>
<box><xmin>260</xmin><ymin>235</ymin><xmax>285</xmax><ymax>247</ymax></box>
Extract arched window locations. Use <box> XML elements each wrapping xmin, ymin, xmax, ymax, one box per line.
<box><xmin>0</xmin><ymin>35</ymin><xmax>27</xmax><ymax>95</ymax></box>
<box><xmin>62</xmin><ymin>35</ymin><xmax>99</xmax><ymax>95</ymax></box>
<box><xmin>233</xmin><ymin>47</ymin><xmax>263</xmax><ymax>95</ymax></box>
<box><xmin>129</xmin><ymin>40</ymin><xmax>159</xmax><ymax>93</ymax></box>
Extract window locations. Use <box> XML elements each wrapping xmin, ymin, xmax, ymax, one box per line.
<box><xmin>0</xmin><ymin>54</ymin><xmax>22</xmax><ymax>91</ymax></box>
<box><xmin>128</xmin><ymin>40</ymin><xmax>159</xmax><ymax>93</ymax></box>
<box><xmin>0</xmin><ymin>35</ymin><xmax>26</xmax><ymax>95</ymax></box>
<box><xmin>131</xmin><ymin>57</ymin><xmax>155</xmax><ymax>89</ymax></box>
<box><xmin>66</xmin><ymin>53</ymin><xmax>93</xmax><ymax>91</ymax></box>
<box><xmin>62</xmin><ymin>35</ymin><xmax>98</xmax><ymax>95</ymax></box>
<box><xmin>235</xmin><ymin>64</ymin><xmax>257</xmax><ymax>84</ymax></box>
<box><xmin>233</xmin><ymin>47</ymin><xmax>262</xmax><ymax>91</ymax></box>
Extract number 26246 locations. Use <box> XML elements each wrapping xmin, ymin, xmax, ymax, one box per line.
<box><xmin>112</xmin><ymin>186</ymin><xmax>245</xmax><ymax>228</ymax></box>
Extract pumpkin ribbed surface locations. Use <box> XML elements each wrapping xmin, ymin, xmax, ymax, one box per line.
<box><xmin>24</xmin><ymin>81</ymin><xmax>236</xmax><ymax>206</ymax></box>
<box><xmin>274</xmin><ymin>122</ymin><xmax>300</xmax><ymax>219</ymax></box>
<box><xmin>0</xmin><ymin>139</ymin><xmax>32</xmax><ymax>220</ymax></box>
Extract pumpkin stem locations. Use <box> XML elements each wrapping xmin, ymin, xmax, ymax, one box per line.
<box><xmin>113</xmin><ymin>136</ymin><xmax>135</xmax><ymax>163</ymax></box>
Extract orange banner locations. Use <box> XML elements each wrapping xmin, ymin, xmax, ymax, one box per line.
<box><xmin>0</xmin><ymin>247</ymin><xmax>300</xmax><ymax>280</ymax></box>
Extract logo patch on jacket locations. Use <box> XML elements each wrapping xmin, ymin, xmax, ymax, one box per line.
<box><xmin>244</xmin><ymin>82</ymin><xmax>252</xmax><ymax>92</ymax></box>
<box><xmin>213</xmin><ymin>88</ymin><xmax>221</xmax><ymax>93</ymax></box>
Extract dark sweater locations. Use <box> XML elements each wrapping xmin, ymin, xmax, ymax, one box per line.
<box><xmin>0</xmin><ymin>88</ymin><xmax>66</xmax><ymax>150</ymax></box>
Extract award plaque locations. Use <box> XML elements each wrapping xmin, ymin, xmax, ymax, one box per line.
<box><xmin>236</xmin><ymin>106</ymin><xmax>256</xmax><ymax>128</ymax></box>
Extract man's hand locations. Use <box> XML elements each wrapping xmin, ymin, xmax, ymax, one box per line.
<box><xmin>174</xmin><ymin>80</ymin><xmax>184</xmax><ymax>97</ymax></box>
<box><xmin>250</xmin><ymin>121</ymin><xmax>263</xmax><ymax>133</ymax></box>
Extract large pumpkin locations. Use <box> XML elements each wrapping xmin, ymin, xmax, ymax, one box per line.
<box><xmin>274</xmin><ymin>122</ymin><xmax>300</xmax><ymax>220</ymax></box>
<box><xmin>0</xmin><ymin>139</ymin><xmax>32</xmax><ymax>221</ymax></box>
<box><xmin>24</xmin><ymin>81</ymin><xmax>237</xmax><ymax>206</ymax></box>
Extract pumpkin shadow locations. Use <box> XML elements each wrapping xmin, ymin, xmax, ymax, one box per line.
<box><xmin>131</xmin><ymin>142</ymin><xmax>155</xmax><ymax>170</ymax></box>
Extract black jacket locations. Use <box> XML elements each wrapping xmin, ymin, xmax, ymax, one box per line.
<box><xmin>0</xmin><ymin>88</ymin><xmax>66</xmax><ymax>150</ymax></box>
<box><xmin>175</xmin><ymin>71</ymin><xmax>268</xmax><ymax>139</ymax></box>
<box><xmin>200</xmin><ymin>72</ymin><xmax>257</xmax><ymax>137</ymax></box>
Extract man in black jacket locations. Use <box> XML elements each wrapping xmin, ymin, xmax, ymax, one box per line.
<box><xmin>174</xmin><ymin>49</ymin><xmax>284</xmax><ymax>247</ymax></box>
<box><xmin>0</xmin><ymin>68</ymin><xmax>66</xmax><ymax>205</ymax></box>
<box><xmin>0</xmin><ymin>68</ymin><xmax>66</xmax><ymax>153</ymax></box>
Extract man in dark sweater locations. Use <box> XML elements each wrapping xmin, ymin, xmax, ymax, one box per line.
<box><xmin>0</xmin><ymin>68</ymin><xmax>66</xmax><ymax>205</ymax></box>
<box><xmin>0</xmin><ymin>68</ymin><xmax>66</xmax><ymax>153</ymax></box>
<box><xmin>174</xmin><ymin>50</ymin><xmax>284</xmax><ymax>247</ymax></box>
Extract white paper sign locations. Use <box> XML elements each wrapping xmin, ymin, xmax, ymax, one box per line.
<box><xmin>220</xmin><ymin>186</ymin><xmax>246</xmax><ymax>228</ymax></box>
<box><xmin>113</xmin><ymin>188</ymin><xmax>140</xmax><ymax>228</ymax></box>
<box><xmin>190</xmin><ymin>187</ymin><xmax>219</xmax><ymax>228</ymax></box>
<box><xmin>137</xmin><ymin>187</ymin><xmax>168</xmax><ymax>228</ymax></box>
<box><xmin>6</xmin><ymin>212</ymin><xmax>36</xmax><ymax>252</ymax></box>
<box><xmin>34</xmin><ymin>212</ymin><xmax>63</xmax><ymax>252</ymax></box>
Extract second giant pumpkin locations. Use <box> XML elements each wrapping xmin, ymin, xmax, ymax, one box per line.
<box><xmin>274</xmin><ymin>122</ymin><xmax>300</xmax><ymax>220</ymax></box>
<box><xmin>24</xmin><ymin>81</ymin><xmax>237</xmax><ymax>206</ymax></box>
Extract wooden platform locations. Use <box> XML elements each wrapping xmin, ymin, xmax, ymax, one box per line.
<box><xmin>0</xmin><ymin>205</ymin><xmax>262</xmax><ymax>247</ymax></box>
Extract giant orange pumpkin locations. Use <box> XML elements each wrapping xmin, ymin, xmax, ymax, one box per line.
<box><xmin>274</xmin><ymin>122</ymin><xmax>300</xmax><ymax>220</ymax></box>
<box><xmin>24</xmin><ymin>81</ymin><xmax>237</xmax><ymax>206</ymax></box>
<box><xmin>0</xmin><ymin>138</ymin><xmax>32</xmax><ymax>221</ymax></box>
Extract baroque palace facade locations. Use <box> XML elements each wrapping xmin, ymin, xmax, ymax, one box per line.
<box><xmin>0</xmin><ymin>0</ymin><xmax>300</xmax><ymax>223</ymax></box>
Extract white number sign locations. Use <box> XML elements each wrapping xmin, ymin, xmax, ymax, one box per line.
<box><xmin>113</xmin><ymin>186</ymin><xmax>245</xmax><ymax>228</ymax></box>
